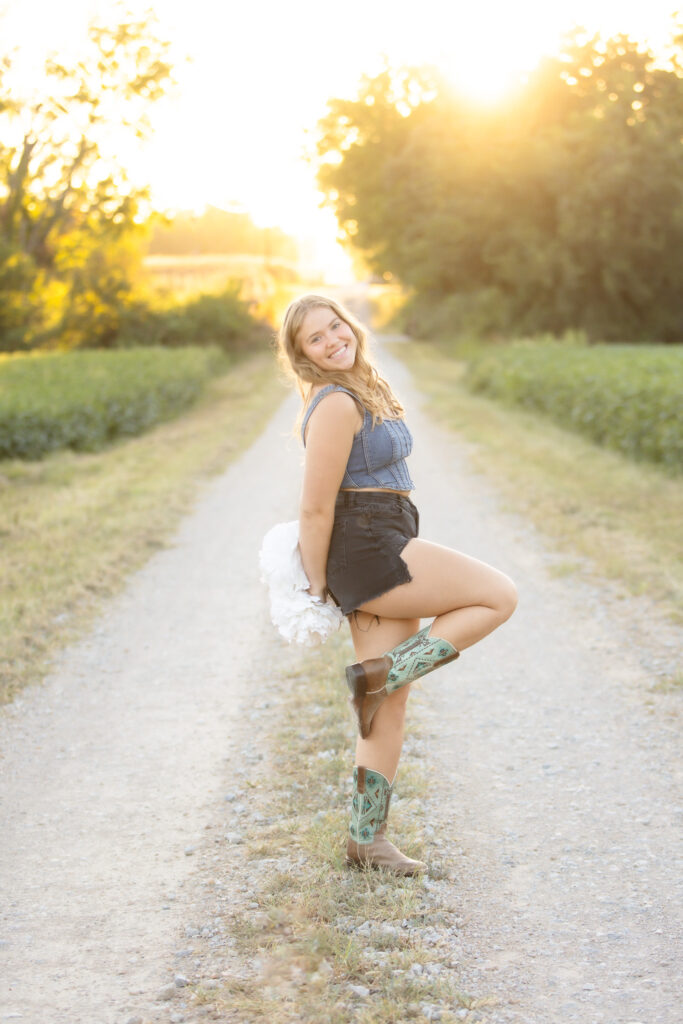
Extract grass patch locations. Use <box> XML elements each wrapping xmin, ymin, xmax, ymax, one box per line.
<box><xmin>393</xmin><ymin>340</ymin><xmax>683</xmax><ymax>623</ymax></box>
<box><xmin>191</xmin><ymin>636</ymin><xmax>480</xmax><ymax>1023</ymax></box>
<box><xmin>0</xmin><ymin>352</ymin><xmax>282</xmax><ymax>704</ymax></box>
<box><xmin>650</xmin><ymin>671</ymin><xmax>683</xmax><ymax>694</ymax></box>
<box><xmin>465</xmin><ymin>341</ymin><xmax>682</xmax><ymax>471</ymax></box>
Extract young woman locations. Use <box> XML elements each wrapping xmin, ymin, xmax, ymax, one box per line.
<box><xmin>277</xmin><ymin>294</ymin><xmax>517</xmax><ymax>875</ymax></box>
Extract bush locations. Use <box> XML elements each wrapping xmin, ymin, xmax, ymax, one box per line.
<box><xmin>113</xmin><ymin>285</ymin><xmax>269</xmax><ymax>352</ymax></box>
<box><xmin>0</xmin><ymin>346</ymin><xmax>227</xmax><ymax>460</ymax></box>
<box><xmin>395</xmin><ymin>288</ymin><xmax>511</xmax><ymax>341</ymax></box>
<box><xmin>465</xmin><ymin>342</ymin><xmax>683</xmax><ymax>471</ymax></box>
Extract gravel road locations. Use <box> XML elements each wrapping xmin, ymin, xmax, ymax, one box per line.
<box><xmin>0</xmin><ymin>387</ymin><xmax>304</xmax><ymax>1023</ymax></box>
<box><xmin>387</xmin><ymin>344</ymin><xmax>682</xmax><ymax>1023</ymax></box>
<box><xmin>1</xmin><ymin>285</ymin><xmax>681</xmax><ymax>1023</ymax></box>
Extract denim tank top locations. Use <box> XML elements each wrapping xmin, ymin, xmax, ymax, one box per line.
<box><xmin>300</xmin><ymin>384</ymin><xmax>415</xmax><ymax>491</ymax></box>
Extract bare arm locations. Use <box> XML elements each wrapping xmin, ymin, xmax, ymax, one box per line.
<box><xmin>299</xmin><ymin>392</ymin><xmax>361</xmax><ymax>599</ymax></box>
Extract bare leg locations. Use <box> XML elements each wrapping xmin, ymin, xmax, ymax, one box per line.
<box><xmin>349</xmin><ymin>611</ymin><xmax>419</xmax><ymax>780</ymax></box>
<box><xmin>356</xmin><ymin>539</ymin><xmax>517</xmax><ymax>651</ymax></box>
<box><xmin>346</xmin><ymin>610</ymin><xmax>426</xmax><ymax>872</ymax></box>
<box><xmin>344</xmin><ymin>541</ymin><xmax>515</xmax><ymax>875</ymax></box>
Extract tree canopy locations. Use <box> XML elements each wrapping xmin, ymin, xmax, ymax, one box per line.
<box><xmin>316</xmin><ymin>29</ymin><xmax>683</xmax><ymax>341</ymax></box>
<box><xmin>0</xmin><ymin>8</ymin><xmax>174</xmax><ymax>350</ymax></box>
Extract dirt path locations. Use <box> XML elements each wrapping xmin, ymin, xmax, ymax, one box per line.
<box><xmin>0</xmin><ymin>391</ymin><xmax>304</xmax><ymax>1023</ymax></box>
<box><xmin>1</xmin><ymin>288</ymin><xmax>681</xmax><ymax>1023</ymax></box>
<box><xmin>386</xmin><ymin>346</ymin><xmax>682</xmax><ymax>1023</ymax></box>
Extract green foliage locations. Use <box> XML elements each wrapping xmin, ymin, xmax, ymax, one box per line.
<box><xmin>395</xmin><ymin>289</ymin><xmax>510</xmax><ymax>341</ymax></box>
<box><xmin>465</xmin><ymin>342</ymin><xmax>683</xmax><ymax>470</ymax></box>
<box><xmin>317</xmin><ymin>28</ymin><xmax>683</xmax><ymax>342</ymax></box>
<box><xmin>0</xmin><ymin>347</ymin><xmax>226</xmax><ymax>460</ymax></box>
<box><xmin>0</xmin><ymin>7</ymin><xmax>174</xmax><ymax>351</ymax></box>
<box><xmin>114</xmin><ymin>286</ymin><xmax>271</xmax><ymax>352</ymax></box>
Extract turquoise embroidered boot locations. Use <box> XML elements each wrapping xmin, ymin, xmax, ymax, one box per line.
<box><xmin>346</xmin><ymin>626</ymin><xmax>459</xmax><ymax>738</ymax></box>
<box><xmin>346</xmin><ymin>766</ymin><xmax>425</xmax><ymax>875</ymax></box>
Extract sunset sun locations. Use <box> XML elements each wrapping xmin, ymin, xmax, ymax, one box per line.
<box><xmin>0</xmin><ymin>0</ymin><xmax>678</xmax><ymax>279</ymax></box>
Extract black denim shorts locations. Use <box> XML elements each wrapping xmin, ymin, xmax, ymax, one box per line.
<box><xmin>326</xmin><ymin>490</ymin><xmax>420</xmax><ymax>616</ymax></box>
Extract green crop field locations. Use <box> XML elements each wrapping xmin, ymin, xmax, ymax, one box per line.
<box><xmin>465</xmin><ymin>343</ymin><xmax>682</xmax><ymax>471</ymax></box>
<box><xmin>0</xmin><ymin>346</ymin><xmax>226</xmax><ymax>460</ymax></box>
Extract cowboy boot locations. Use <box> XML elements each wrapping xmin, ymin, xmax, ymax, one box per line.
<box><xmin>346</xmin><ymin>626</ymin><xmax>459</xmax><ymax>738</ymax></box>
<box><xmin>346</xmin><ymin>766</ymin><xmax>425</xmax><ymax>876</ymax></box>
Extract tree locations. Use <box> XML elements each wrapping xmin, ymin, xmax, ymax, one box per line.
<box><xmin>0</xmin><ymin>6</ymin><xmax>174</xmax><ymax>349</ymax></box>
<box><xmin>316</xmin><ymin>28</ymin><xmax>683</xmax><ymax>341</ymax></box>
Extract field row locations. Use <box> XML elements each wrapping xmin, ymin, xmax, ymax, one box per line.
<box><xmin>2</xmin><ymin>340</ymin><xmax>681</xmax><ymax>472</ymax></box>
<box><xmin>0</xmin><ymin>347</ymin><xmax>226</xmax><ymax>460</ymax></box>
<box><xmin>465</xmin><ymin>343</ymin><xmax>682</xmax><ymax>471</ymax></box>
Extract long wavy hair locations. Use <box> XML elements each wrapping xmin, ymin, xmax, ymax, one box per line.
<box><xmin>276</xmin><ymin>293</ymin><xmax>405</xmax><ymax>426</ymax></box>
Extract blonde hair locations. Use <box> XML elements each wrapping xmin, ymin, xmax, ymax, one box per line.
<box><xmin>276</xmin><ymin>293</ymin><xmax>405</xmax><ymax>425</ymax></box>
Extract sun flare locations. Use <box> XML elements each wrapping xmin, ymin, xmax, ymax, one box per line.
<box><xmin>1</xmin><ymin>0</ymin><xmax>678</xmax><ymax>282</ymax></box>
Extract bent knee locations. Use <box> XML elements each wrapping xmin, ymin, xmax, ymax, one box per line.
<box><xmin>496</xmin><ymin>576</ymin><xmax>518</xmax><ymax>621</ymax></box>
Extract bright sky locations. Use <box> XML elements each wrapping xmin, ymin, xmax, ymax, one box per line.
<box><xmin>1</xmin><ymin>0</ymin><xmax>679</xmax><ymax>279</ymax></box>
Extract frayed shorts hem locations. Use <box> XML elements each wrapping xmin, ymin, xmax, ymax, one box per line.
<box><xmin>329</xmin><ymin>553</ymin><xmax>413</xmax><ymax>616</ymax></box>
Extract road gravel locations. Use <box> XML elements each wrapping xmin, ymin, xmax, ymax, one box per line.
<box><xmin>1</xmin><ymin>287</ymin><xmax>680</xmax><ymax>1023</ymax></box>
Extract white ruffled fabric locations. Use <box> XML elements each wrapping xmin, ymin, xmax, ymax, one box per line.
<box><xmin>259</xmin><ymin>520</ymin><xmax>344</xmax><ymax>646</ymax></box>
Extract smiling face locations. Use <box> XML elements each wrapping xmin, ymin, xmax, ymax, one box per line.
<box><xmin>297</xmin><ymin>305</ymin><xmax>358</xmax><ymax>375</ymax></box>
